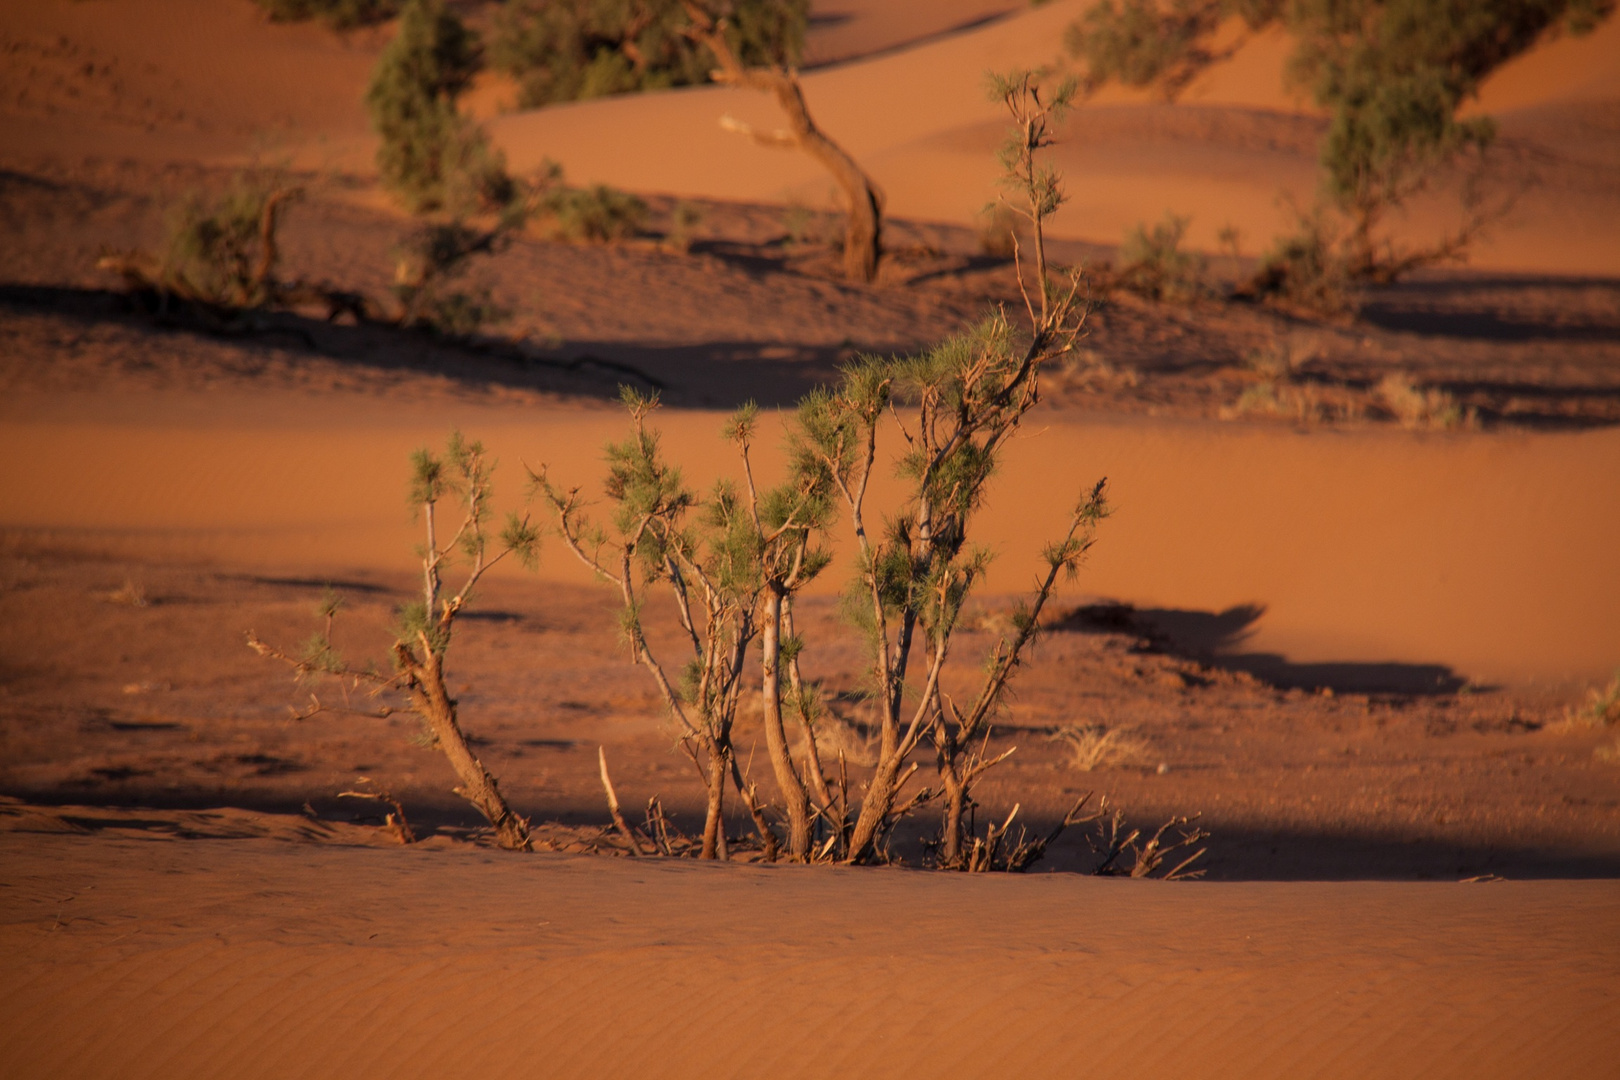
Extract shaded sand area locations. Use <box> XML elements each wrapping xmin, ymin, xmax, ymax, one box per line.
<box><xmin>3</xmin><ymin>390</ymin><xmax>1615</xmax><ymax>686</ymax></box>
<box><xmin>2</xmin><ymin>834</ymin><xmax>1617</xmax><ymax>1079</ymax></box>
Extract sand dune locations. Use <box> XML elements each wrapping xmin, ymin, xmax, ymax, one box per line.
<box><xmin>486</xmin><ymin>2</ymin><xmax>1620</xmax><ymax>273</ymax></box>
<box><xmin>3</xmin><ymin>833</ymin><xmax>1618</xmax><ymax>1080</ymax></box>
<box><xmin>3</xmin><ymin>0</ymin><xmax>1614</xmax><ymax>273</ymax></box>
<box><xmin>2</xmin><ymin>390</ymin><xmax>1615</xmax><ymax>686</ymax></box>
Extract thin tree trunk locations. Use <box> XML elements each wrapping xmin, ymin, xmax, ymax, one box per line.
<box><xmin>702</xmin><ymin>748</ymin><xmax>728</xmax><ymax>860</ymax></box>
<box><xmin>935</xmin><ymin>723</ymin><xmax>967</xmax><ymax>868</ymax></box>
<box><xmin>401</xmin><ymin>644</ymin><xmax>531</xmax><ymax>851</ymax></box>
<box><xmin>698</xmin><ymin>26</ymin><xmax>883</xmax><ymax>283</ymax></box>
<box><xmin>760</xmin><ymin>589</ymin><xmax>813</xmax><ymax>860</ymax></box>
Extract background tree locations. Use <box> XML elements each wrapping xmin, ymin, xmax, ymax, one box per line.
<box><xmin>253</xmin><ymin>0</ymin><xmax>401</xmax><ymax>30</ymax></box>
<box><xmin>367</xmin><ymin>0</ymin><xmax>512</xmax><ymax>214</ymax></box>
<box><xmin>1065</xmin><ymin>0</ymin><xmax>1615</xmax><ymax>286</ymax></box>
<box><xmin>490</xmin><ymin>0</ymin><xmax>807</xmax><ymax>108</ymax></box>
<box><xmin>688</xmin><ymin>7</ymin><xmax>885</xmax><ymax>283</ymax></box>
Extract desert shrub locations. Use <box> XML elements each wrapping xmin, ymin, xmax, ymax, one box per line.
<box><xmin>253</xmin><ymin>0</ymin><xmax>401</xmax><ymax>29</ymax></box>
<box><xmin>1049</xmin><ymin>724</ymin><xmax>1151</xmax><ymax>771</ymax></box>
<box><xmin>665</xmin><ymin>200</ymin><xmax>703</xmax><ymax>252</ymax></box>
<box><xmin>250</xmin><ymin>434</ymin><xmax>541</xmax><ymax>850</ymax></box>
<box><xmin>537</xmin><ymin>391</ymin><xmax>833</xmax><ymax>860</ymax></box>
<box><xmin>538</xmin><ymin>182</ymin><xmax>648</xmax><ymax>242</ymax></box>
<box><xmin>490</xmin><ymin>0</ymin><xmax>808</xmax><ymax>108</ymax></box>
<box><xmin>1376</xmin><ymin>371</ymin><xmax>1475</xmax><ymax>429</ymax></box>
<box><xmin>977</xmin><ymin>202</ymin><xmax>1027</xmax><ymax>258</ymax></box>
<box><xmin>393</xmin><ymin>220</ymin><xmax>511</xmax><ymax>334</ymax></box>
<box><xmin>366</xmin><ymin>0</ymin><xmax>514</xmax><ymax>214</ymax></box>
<box><xmin>537</xmin><ymin>70</ymin><xmax>1205</xmax><ymax>875</ymax></box>
<box><xmin>1067</xmin><ymin>0</ymin><xmax>1614</xmax><ymax>283</ymax></box>
<box><xmin>161</xmin><ymin>176</ymin><xmax>302</xmax><ymax>307</ymax></box>
<box><xmin>1114</xmin><ymin>213</ymin><xmax>1207</xmax><ymax>301</ymax></box>
<box><xmin>1249</xmin><ymin>207</ymin><xmax>1353</xmax><ymax>314</ymax></box>
<box><xmin>1565</xmin><ymin>670</ymin><xmax>1620</xmax><ymax>728</ymax></box>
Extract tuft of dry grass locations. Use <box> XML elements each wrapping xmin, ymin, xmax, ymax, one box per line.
<box><xmin>1595</xmin><ymin>738</ymin><xmax>1620</xmax><ymax>765</ymax></box>
<box><xmin>808</xmin><ymin>716</ymin><xmax>879</xmax><ymax>768</ymax></box>
<box><xmin>1564</xmin><ymin>670</ymin><xmax>1620</xmax><ymax>729</ymax></box>
<box><xmin>1378</xmin><ymin>372</ymin><xmax>1477</xmax><ymax>430</ymax></box>
<box><xmin>1048</xmin><ymin>724</ymin><xmax>1150</xmax><ymax>772</ymax></box>
<box><xmin>104</xmin><ymin>579</ymin><xmax>149</xmax><ymax>607</ymax></box>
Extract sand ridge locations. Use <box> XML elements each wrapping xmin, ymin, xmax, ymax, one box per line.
<box><xmin>3</xmin><ymin>834</ymin><xmax>1618</xmax><ymax>1080</ymax></box>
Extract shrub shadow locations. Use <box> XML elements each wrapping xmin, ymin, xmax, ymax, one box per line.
<box><xmin>1056</xmin><ymin>601</ymin><xmax>1469</xmax><ymax>695</ymax></box>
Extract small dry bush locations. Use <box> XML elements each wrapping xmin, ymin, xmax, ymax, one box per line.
<box><xmin>1596</xmin><ymin>739</ymin><xmax>1620</xmax><ymax>765</ymax></box>
<box><xmin>538</xmin><ymin>183</ymin><xmax>648</xmax><ymax>243</ymax></box>
<box><xmin>392</xmin><ymin>221</ymin><xmax>510</xmax><ymax>335</ymax></box>
<box><xmin>161</xmin><ymin>176</ymin><xmax>299</xmax><ymax>308</ymax></box>
<box><xmin>1249</xmin><ymin>208</ymin><xmax>1354</xmax><ymax>315</ymax></box>
<box><xmin>664</xmin><ymin>200</ymin><xmax>703</xmax><ymax>253</ymax></box>
<box><xmin>1565</xmin><ymin>671</ymin><xmax>1620</xmax><ymax>729</ymax></box>
<box><xmin>1049</xmin><ymin>724</ymin><xmax>1150</xmax><ymax>771</ymax></box>
<box><xmin>977</xmin><ymin>202</ymin><xmax>1027</xmax><ymax>258</ymax></box>
<box><xmin>1224</xmin><ymin>336</ymin><xmax>1362</xmax><ymax>424</ymax></box>
<box><xmin>254</xmin><ymin>0</ymin><xmax>400</xmax><ymax>28</ymax></box>
<box><xmin>1377</xmin><ymin>372</ymin><xmax>1476</xmax><ymax>430</ymax></box>
<box><xmin>1115</xmin><ymin>213</ymin><xmax>1207</xmax><ymax>302</ymax></box>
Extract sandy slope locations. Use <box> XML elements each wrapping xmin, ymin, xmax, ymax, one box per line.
<box><xmin>3</xmin><ymin>1</ymin><xmax>1615</xmax><ymax>272</ymax></box>
<box><xmin>2</xmin><ymin>389</ymin><xmax>1616</xmax><ymax>686</ymax></box>
<box><xmin>2</xmin><ymin>833</ymin><xmax>1617</xmax><ymax>1080</ymax></box>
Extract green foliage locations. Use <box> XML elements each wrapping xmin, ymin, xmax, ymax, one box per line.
<box><xmin>666</xmin><ymin>200</ymin><xmax>703</xmax><ymax>253</ymax></box>
<box><xmin>253</xmin><ymin>0</ymin><xmax>400</xmax><ymax>29</ymax></box>
<box><xmin>1115</xmin><ymin>213</ymin><xmax>1207</xmax><ymax>301</ymax></box>
<box><xmin>393</xmin><ymin>221</ymin><xmax>511</xmax><ymax>334</ymax></box>
<box><xmin>1066</xmin><ymin>0</ymin><xmax>1615</xmax><ymax>281</ymax></box>
<box><xmin>366</xmin><ymin>0</ymin><xmax>513</xmax><ymax>214</ymax></box>
<box><xmin>538</xmin><ymin>183</ymin><xmax>648</xmax><ymax>243</ymax></box>
<box><xmin>490</xmin><ymin>0</ymin><xmax>809</xmax><ymax>109</ymax></box>
<box><xmin>1250</xmin><ymin>205</ymin><xmax>1353</xmax><ymax>314</ymax></box>
<box><xmin>161</xmin><ymin>176</ymin><xmax>296</xmax><ymax>307</ymax></box>
<box><xmin>1064</xmin><ymin>0</ymin><xmax>1231</xmax><ymax>97</ymax></box>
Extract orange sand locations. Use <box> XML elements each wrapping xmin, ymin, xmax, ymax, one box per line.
<box><xmin>2</xmin><ymin>391</ymin><xmax>1615</xmax><ymax>686</ymax></box>
<box><xmin>3</xmin><ymin>833</ymin><xmax>1617</xmax><ymax>1080</ymax></box>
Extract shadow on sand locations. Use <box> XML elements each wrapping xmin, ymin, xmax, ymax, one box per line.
<box><xmin>1056</xmin><ymin>601</ymin><xmax>1470</xmax><ymax>696</ymax></box>
<box><xmin>6</xmin><ymin>787</ymin><xmax>1614</xmax><ymax>881</ymax></box>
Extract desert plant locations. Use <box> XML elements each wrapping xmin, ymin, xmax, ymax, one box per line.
<box><xmin>1049</xmin><ymin>724</ymin><xmax>1150</xmax><ymax>771</ymax></box>
<box><xmin>1114</xmin><ymin>213</ymin><xmax>1207</xmax><ymax>301</ymax></box>
<box><xmin>537</xmin><ymin>182</ymin><xmax>649</xmax><ymax>243</ymax></box>
<box><xmin>1377</xmin><ymin>371</ymin><xmax>1475</xmax><ymax>429</ymax></box>
<box><xmin>490</xmin><ymin>0</ymin><xmax>807</xmax><ymax>108</ymax></box>
<box><xmin>392</xmin><ymin>219</ymin><xmax>512</xmax><ymax>333</ymax></box>
<box><xmin>691</xmin><ymin>10</ymin><xmax>884</xmax><ymax>282</ymax></box>
<box><xmin>665</xmin><ymin>200</ymin><xmax>703</xmax><ymax>252</ymax></box>
<box><xmin>1068</xmin><ymin>0</ymin><xmax>1614</xmax><ymax>284</ymax></box>
<box><xmin>1566</xmin><ymin>670</ymin><xmax>1620</xmax><ymax>728</ymax></box>
<box><xmin>366</xmin><ymin>0</ymin><xmax>513</xmax><ymax>214</ymax></box>
<box><xmin>771</xmin><ymin>72</ymin><xmax>1109</xmax><ymax>867</ymax></box>
<box><xmin>535</xmin><ymin>391</ymin><xmax>791</xmax><ymax>860</ymax></box>
<box><xmin>1248</xmin><ymin>204</ymin><xmax>1354</xmax><ymax>314</ymax></box>
<box><xmin>253</xmin><ymin>0</ymin><xmax>401</xmax><ymax>29</ymax></box>
<box><xmin>249</xmin><ymin>433</ymin><xmax>541</xmax><ymax>850</ymax></box>
<box><xmin>977</xmin><ymin>202</ymin><xmax>1027</xmax><ymax>259</ymax></box>
<box><xmin>157</xmin><ymin>177</ymin><xmax>303</xmax><ymax>308</ymax></box>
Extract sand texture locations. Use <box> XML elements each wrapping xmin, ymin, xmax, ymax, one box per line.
<box><xmin>2</xmin><ymin>2</ymin><xmax>1619</xmax><ymax>1077</ymax></box>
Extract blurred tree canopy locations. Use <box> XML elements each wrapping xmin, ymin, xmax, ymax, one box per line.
<box><xmin>1067</xmin><ymin>0</ymin><xmax>1615</xmax><ymax>278</ymax></box>
<box><xmin>490</xmin><ymin>0</ymin><xmax>809</xmax><ymax>108</ymax></box>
